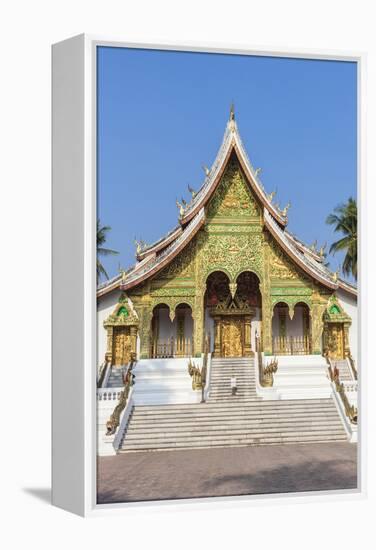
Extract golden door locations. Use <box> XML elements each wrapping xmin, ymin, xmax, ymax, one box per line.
<box><xmin>328</xmin><ymin>323</ymin><xmax>344</xmax><ymax>359</ymax></box>
<box><xmin>221</xmin><ymin>317</ymin><xmax>243</xmax><ymax>357</ymax></box>
<box><xmin>112</xmin><ymin>327</ymin><xmax>132</xmax><ymax>366</ymax></box>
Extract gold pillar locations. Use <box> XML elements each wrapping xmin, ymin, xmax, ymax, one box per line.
<box><xmin>130</xmin><ymin>325</ymin><xmax>138</xmax><ymax>358</ymax></box>
<box><xmin>263</xmin><ymin>304</ymin><xmax>273</xmax><ymax>355</ymax></box>
<box><xmin>311</xmin><ymin>303</ymin><xmax>324</xmax><ymax>355</ymax></box>
<box><xmin>140</xmin><ymin>307</ymin><xmax>153</xmax><ymax>359</ymax></box>
<box><xmin>244</xmin><ymin>315</ymin><xmax>253</xmax><ymax>356</ymax></box>
<box><xmin>213</xmin><ymin>315</ymin><xmax>222</xmax><ymax>356</ymax></box>
<box><xmin>344</xmin><ymin>322</ymin><xmax>351</xmax><ymax>357</ymax></box>
<box><xmin>303</xmin><ymin>308</ymin><xmax>310</xmax><ymax>353</ymax></box>
<box><xmin>193</xmin><ymin>293</ymin><xmax>204</xmax><ymax>357</ymax></box>
<box><xmin>105</xmin><ymin>326</ymin><xmax>113</xmax><ymax>363</ymax></box>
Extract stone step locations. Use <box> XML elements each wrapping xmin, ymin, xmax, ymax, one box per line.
<box><xmin>210</xmin><ymin>394</ymin><xmax>257</xmax><ymax>398</ymax></box>
<box><xmin>131</xmin><ymin>399</ymin><xmax>336</xmax><ymax>411</ymax></box>
<box><xmin>120</xmin><ymin>433</ymin><xmax>347</xmax><ymax>452</ymax></box>
<box><xmin>124</xmin><ymin>428</ymin><xmax>346</xmax><ymax>443</ymax></box>
<box><xmin>130</xmin><ymin>410</ymin><xmax>340</xmax><ymax>423</ymax></box>
<box><xmin>127</xmin><ymin>419</ymin><xmax>344</xmax><ymax>433</ymax></box>
<box><xmin>210</xmin><ymin>375</ymin><xmax>255</xmax><ymax>380</ymax></box>
<box><xmin>132</xmin><ymin>398</ymin><xmax>335</xmax><ymax>412</ymax></box>
<box><xmin>208</xmin><ymin>393</ymin><xmax>258</xmax><ymax>398</ymax></box>
<box><xmin>130</xmin><ymin>412</ymin><xmax>338</xmax><ymax>428</ymax></box>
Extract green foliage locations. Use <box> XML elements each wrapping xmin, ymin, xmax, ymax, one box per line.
<box><xmin>326</xmin><ymin>197</ymin><xmax>357</xmax><ymax>280</ymax></box>
<box><xmin>97</xmin><ymin>219</ymin><xmax>118</xmax><ymax>282</ymax></box>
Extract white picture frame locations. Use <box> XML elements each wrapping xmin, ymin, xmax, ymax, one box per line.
<box><xmin>52</xmin><ymin>34</ymin><xmax>366</xmax><ymax>517</ymax></box>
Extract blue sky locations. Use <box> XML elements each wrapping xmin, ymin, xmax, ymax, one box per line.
<box><xmin>97</xmin><ymin>47</ymin><xmax>357</xmax><ymax>281</ymax></box>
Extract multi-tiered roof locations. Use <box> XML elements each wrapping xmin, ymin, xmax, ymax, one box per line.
<box><xmin>97</xmin><ymin>108</ymin><xmax>356</xmax><ymax>298</ymax></box>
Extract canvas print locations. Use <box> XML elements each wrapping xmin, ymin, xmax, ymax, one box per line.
<box><xmin>96</xmin><ymin>47</ymin><xmax>358</xmax><ymax>504</ymax></box>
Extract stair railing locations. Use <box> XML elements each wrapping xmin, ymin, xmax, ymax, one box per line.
<box><xmin>328</xmin><ymin>364</ymin><xmax>358</xmax><ymax>425</ymax></box>
<box><xmin>256</xmin><ymin>334</ymin><xmax>278</xmax><ymax>387</ymax></box>
<box><xmin>187</xmin><ymin>335</ymin><xmax>210</xmax><ymax>393</ymax></box>
<box><xmin>187</xmin><ymin>359</ymin><xmax>204</xmax><ymax>391</ymax></box>
<box><xmin>200</xmin><ymin>334</ymin><xmax>211</xmax><ymax>402</ymax></box>
<box><xmin>347</xmin><ymin>353</ymin><xmax>358</xmax><ymax>381</ymax></box>
<box><xmin>97</xmin><ymin>356</ymin><xmax>111</xmax><ymax>388</ymax></box>
<box><xmin>106</xmin><ymin>355</ymin><xmax>137</xmax><ymax>436</ymax></box>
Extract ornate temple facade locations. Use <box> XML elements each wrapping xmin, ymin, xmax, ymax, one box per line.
<box><xmin>97</xmin><ymin>109</ymin><xmax>357</xmax><ymax>369</ymax></box>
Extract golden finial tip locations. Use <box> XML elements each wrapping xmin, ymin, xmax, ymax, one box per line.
<box><xmin>230</xmin><ymin>102</ymin><xmax>235</xmax><ymax>121</ymax></box>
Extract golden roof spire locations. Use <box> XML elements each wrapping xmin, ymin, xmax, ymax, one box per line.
<box><xmin>230</xmin><ymin>102</ymin><xmax>235</xmax><ymax>121</ymax></box>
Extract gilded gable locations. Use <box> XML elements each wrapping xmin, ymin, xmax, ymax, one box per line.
<box><xmin>206</xmin><ymin>157</ymin><xmax>260</xmax><ymax>221</ymax></box>
<box><xmin>268</xmin><ymin>237</ymin><xmax>309</xmax><ymax>284</ymax></box>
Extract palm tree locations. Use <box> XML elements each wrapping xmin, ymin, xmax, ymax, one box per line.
<box><xmin>97</xmin><ymin>220</ymin><xmax>118</xmax><ymax>282</ymax></box>
<box><xmin>326</xmin><ymin>197</ymin><xmax>357</xmax><ymax>280</ymax></box>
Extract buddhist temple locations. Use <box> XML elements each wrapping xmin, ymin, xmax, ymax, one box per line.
<box><xmin>97</xmin><ymin>107</ymin><xmax>358</xmax><ymax>456</ymax></box>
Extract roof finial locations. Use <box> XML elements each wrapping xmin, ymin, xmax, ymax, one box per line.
<box><xmin>202</xmin><ymin>164</ymin><xmax>210</xmax><ymax>177</ymax></box>
<box><xmin>230</xmin><ymin>102</ymin><xmax>235</xmax><ymax>121</ymax></box>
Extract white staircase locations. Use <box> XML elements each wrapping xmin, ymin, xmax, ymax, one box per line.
<box><xmin>271</xmin><ymin>355</ymin><xmax>332</xmax><ymax>399</ymax></box>
<box><xmin>130</xmin><ymin>358</ymin><xmax>202</xmax><ymax>405</ymax></box>
<box><xmin>119</xmin><ymin>358</ymin><xmax>347</xmax><ymax>453</ymax></box>
<box><xmin>119</xmin><ymin>398</ymin><xmax>347</xmax><ymax>452</ymax></box>
<box><xmin>208</xmin><ymin>357</ymin><xmax>257</xmax><ymax>401</ymax></box>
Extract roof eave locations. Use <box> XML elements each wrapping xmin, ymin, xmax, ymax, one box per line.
<box><xmin>264</xmin><ymin>212</ymin><xmax>338</xmax><ymax>290</ymax></box>
<box><xmin>180</xmin><ymin>140</ymin><xmax>287</xmax><ymax>227</ymax></box>
<box><xmin>120</xmin><ymin>209</ymin><xmax>206</xmax><ymax>292</ymax></box>
<box><xmin>137</xmin><ymin>226</ymin><xmax>183</xmax><ymax>260</ymax></box>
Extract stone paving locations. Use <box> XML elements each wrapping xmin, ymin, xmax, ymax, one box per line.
<box><xmin>97</xmin><ymin>442</ymin><xmax>357</xmax><ymax>504</ymax></box>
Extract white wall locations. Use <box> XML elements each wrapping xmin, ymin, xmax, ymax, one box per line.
<box><xmin>336</xmin><ymin>288</ymin><xmax>358</xmax><ymax>362</ymax></box>
<box><xmin>96</xmin><ymin>289</ymin><xmax>121</xmax><ymax>366</ymax></box>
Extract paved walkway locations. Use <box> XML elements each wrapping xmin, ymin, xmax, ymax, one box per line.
<box><xmin>97</xmin><ymin>442</ymin><xmax>357</xmax><ymax>504</ymax></box>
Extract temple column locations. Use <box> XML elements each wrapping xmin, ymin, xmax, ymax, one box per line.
<box><xmin>130</xmin><ymin>325</ymin><xmax>138</xmax><ymax>359</ymax></box>
<box><xmin>344</xmin><ymin>322</ymin><xmax>351</xmax><ymax>358</ymax></box>
<box><xmin>303</xmin><ymin>308</ymin><xmax>311</xmax><ymax>353</ymax></box>
<box><xmin>213</xmin><ymin>315</ymin><xmax>222</xmax><ymax>357</ymax></box>
<box><xmin>192</xmin><ymin>293</ymin><xmax>205</xmax><ymax>357</ymax></box>
<box><xmin>105</xmin><ymin>326</ymin><xmax>113</xmax><ymax>364</ymax></box>
<box><xmin>244</xmin><ymin>315</ymin><xmax>253</xmax><ymax>356</ymax></box>
<box><xmin>139</xmin><ymin>307</ymin><xmax>153</xmax><ymax>359</ymax></box>
<box><xmin>311</xmin><ymin>302</ymin><xmax>325</xmax><ymax>355</ymax></box>
<box><xmin>262</xmin><ymin>302</ymin><xmax>273</xmax><ymax>355</ymax></box>
<box><xmin>261</xmin><ymin>236</ymin><xmax>272</xmax><ymax>355</ymax></box>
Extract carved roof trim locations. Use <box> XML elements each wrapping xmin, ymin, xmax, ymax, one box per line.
<box><xmin>337</xmin><ymin>278</ymin><xmax>357</xmax><ymax>297</ymax></box>
<box><xmin>136</xmin><ymin>225</ymin><xmax>182</xmax><ymax>260</ymax></box>
<box><xmin>180</xmin><ymin>118</ymin><xmax>287</xmax><ymax>226</ymax></box>
<box><xmin>97</xmin><ymin>273</ymin><xmax>122</xmax><ymax>298</ymax></box>
<box><xmin>264</xmin><ymin>209</ymin><xmax>338</xmax><ymax>289</ymax></box>
<box><xmin>284</xmin><ymin>231</ymin><xmax>322</xmax><ymax>262</ymax></box>
<box><xmin>120</xmin><ymin>208</ymin><xmax>205</xmax><ymax>291</ymax></box>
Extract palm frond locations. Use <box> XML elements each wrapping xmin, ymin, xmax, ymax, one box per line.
<box><xmin>97</xmin><ymin>220</ymin><xmax>118</xmax><ymax>283</ymax></box>
<box><xmin>326</xmin><ymin>198</ymin><xmax>357</xmax><ymax>281</ymax></box>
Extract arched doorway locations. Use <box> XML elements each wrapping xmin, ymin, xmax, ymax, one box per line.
<box><xmin>175</xmin><ymin>303</ymin><xmax>194</xmax><ymax>357</ymax></box>
<box><xmin>236</xmin><ymin>271</ymin><xmax>262</xmax><ymax>354</ymax></box>
<box><xmin>272</xmin><ymin>301</ymin><xmax>311</xmax><ymax>355</ymax></box>
<box><xmin>151</xmin><ymin>304</ymin><xmax>173</xmax><ymax>358</ymax></box>
<box><xmin>204</xmin><ymin>270</ymin><xmax>260</xmax><ymax>357</ymax></box>
<box><xmin>151</xmin><ymin>303</ymin><xmax>194</xmax><ymax>358</ymax></box>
